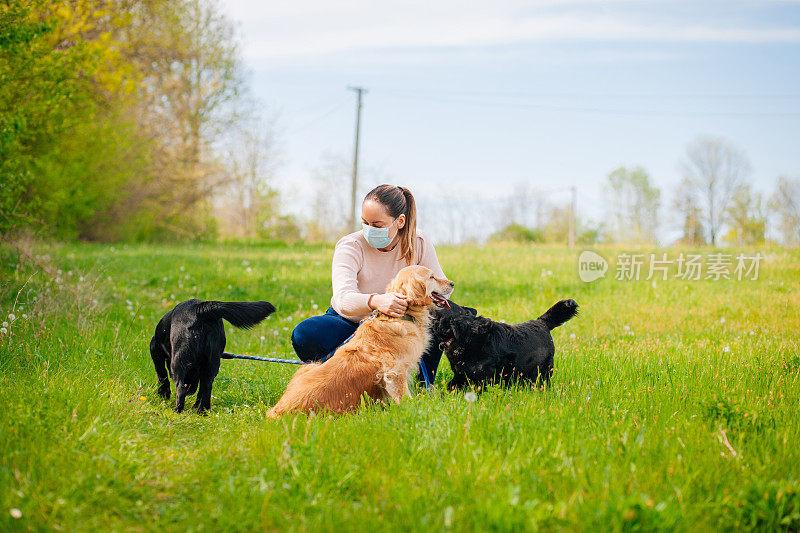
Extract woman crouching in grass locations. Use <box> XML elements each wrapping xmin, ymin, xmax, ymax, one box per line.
<box><xmin>291</xmin><ymin>184</ymin><xmax>450</xmax><ymax>386</ymax></box>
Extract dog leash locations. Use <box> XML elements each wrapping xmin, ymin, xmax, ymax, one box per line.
<box><xmin>222</xmin><ymin>353</ymin><xmax>306</xmax><ymax>365</ymax></box>
<box><xmin>221</xmin><ymin>330</ymin><xmax>354</xmax><ymax>366</ymax></box>
<box><xmin>224</xmin><ymin>326</ymin><xmax>434</xmax><ymax>388</ymax></box>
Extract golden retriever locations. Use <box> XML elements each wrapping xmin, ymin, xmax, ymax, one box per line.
<box><xmin>267</xmin><ymin>265</ymin><xmax>454</xmax><ymax>418</ymax></box>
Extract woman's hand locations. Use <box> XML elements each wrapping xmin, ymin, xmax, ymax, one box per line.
<box><xmin>370</xmin><ymin>292</ymin><xmax>408</xmax><ymax>317</ymax></box>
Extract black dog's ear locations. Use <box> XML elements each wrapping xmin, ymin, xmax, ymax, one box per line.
<box><xmin>452</xmin><ymin>315</ymin><xmax>492</xmax><ymax>341</ymax></box>
<box><xmin>471</xmin><ymin>316</ymin><xmax>492</xmax><ymax>335</ymax></box>
<box><xmin>464</xmin><ymin>306</ymin><xmax>478</xmax><ymax>316</ymax></box>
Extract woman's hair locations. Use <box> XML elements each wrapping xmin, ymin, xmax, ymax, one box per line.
<box><xmin>364</xmin><ymin>184</ymin><xmax>417</xmax><ymax>264</ymax></box>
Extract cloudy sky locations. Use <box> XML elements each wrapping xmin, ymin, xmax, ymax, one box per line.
<box><xmin>221</xmin><ymin>0</ymin><xmax>800</xmax><ymax>241</ymax></box>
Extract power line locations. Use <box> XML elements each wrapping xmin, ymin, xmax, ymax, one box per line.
<box><xmin>287</xmin><ymin>97</ymin><xmax>350</xmax><ymax>134</ymax></box>
<box><xmin>378</xmin><ymin>88</ymin><xmax>800</xmax><ymax>99</ymax></box>
<box><xmin>379</xmin><ymin>92</ymin><xmax>800</xmax><ymax>118</ymax></box>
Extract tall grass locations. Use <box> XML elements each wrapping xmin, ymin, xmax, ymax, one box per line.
<box><xmin>1</xmin><ymin>241</ymin><xmax>798</xmax><ymax>531</ymax></box>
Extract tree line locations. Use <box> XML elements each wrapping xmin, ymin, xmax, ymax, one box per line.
<box><xmin>490</xmin><ymin>136</ymin><xmax>799</xmax><ymax>247</ymax></box>
<box><xmin>1</xmin><ymin>0</ymin><xmax>289</xmax><ymax>242</ymax></box>
<box><xmin>2</xmin><ymin>3</ymin><xmax>797</xmax><ymax>247</ymax></box>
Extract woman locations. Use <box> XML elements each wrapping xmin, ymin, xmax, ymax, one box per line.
<box><xmin>291</xmin><ymin>184</ymin><xmax>450</xmax><ymax>386</ymax></box>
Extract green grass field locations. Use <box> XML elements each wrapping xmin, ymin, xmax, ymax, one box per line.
<box><xmin>1</xmin><ymin>241</ymin><xmax>798</xmax><ymax>531</ymax></box>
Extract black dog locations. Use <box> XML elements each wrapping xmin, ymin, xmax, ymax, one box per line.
<box><xmin>431</xmin><ymin>299</ymin><xmax>578</xmax><ymax>390</ymax></box>
<box><xmin>150</xmin><ymin>299</ymin><xmax>275</xmax><ymax>412</ymax></box>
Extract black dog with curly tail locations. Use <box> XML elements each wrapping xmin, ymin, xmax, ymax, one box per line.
<box><xmin>430</xmin><ymin>299</ymin><xmax>578</xmax><ymax>391</ymax></box>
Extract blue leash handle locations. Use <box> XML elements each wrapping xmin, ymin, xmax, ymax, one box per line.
<box><xmin>419</xmin><ymin>358</ymin><xmax>432</xmax><ymax>389</ymax></box>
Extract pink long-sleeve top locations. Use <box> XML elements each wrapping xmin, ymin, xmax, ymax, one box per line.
<box><xmin>330</xmin><ymin>230</ymin><xmax>448</xmax><ymax>322</ymax></box>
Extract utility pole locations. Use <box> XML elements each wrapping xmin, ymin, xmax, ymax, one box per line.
<box><xmin>568</xmin><ymin>186</ymin><xmax>576</xmax><ymax>248</ymax></box>
<box><xmin>348</xmin><ymin>86</ymin><xmax>367</xmax><ymax>232</ymax></box>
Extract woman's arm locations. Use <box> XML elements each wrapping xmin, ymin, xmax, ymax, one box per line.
<box><xmin>331</xmin><ymin>240</ymin><xmax>373</xmax><ymax>316</ymax></box>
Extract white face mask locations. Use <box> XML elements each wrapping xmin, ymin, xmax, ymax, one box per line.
<box><xmin>362</xmin><ymin>218</ymin><xmax>396</xmax><ymax>249</ymax></box>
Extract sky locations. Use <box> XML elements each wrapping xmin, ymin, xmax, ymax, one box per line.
<box><xmin>220</xmin><ymin>0</ymin><xmax>800</xmax><ymax>243</ymax></box>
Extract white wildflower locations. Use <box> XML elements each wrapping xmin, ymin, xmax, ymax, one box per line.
<box><xmin>720</xmin><ymin>317</ymin><xmax>726</xmax><ymax>324</ymax></box>
<box><xmin>1</xmin><ymin>327</ymin><xmax>7</xmax><ymax>335</ymax></box>
<box><xmin>8</xmin><ymin>314</ymin><xmax>15</xmax><ymax>321</ymax></box>
<box><xmin>722</xmin><ymin>346</ymin><xmax>730</xmax><ymax>353</ymax></box>
<box><xmin>2</xmin><ymin>321</ymin><xmax>7</xmax><ymax>328</ymax></box>
<box><xmin>464</xmin><ymin>392</ymin><xmax>477</xmax><ymax>403</ymax></box>
<box><xmin>10</xmin><ymin>508</ymin><xmax>22</xmax><ymax>519</ymax></box>
<box><xmin>569</xmin><ymin>333</ymin><xmax>576</xmax><ymax>339</ymax></box>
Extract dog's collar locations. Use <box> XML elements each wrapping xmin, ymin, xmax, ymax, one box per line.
<box><xmin>372</xmin><ymin>310</ymin><xmax>415</xmax><ymax>323</ymax></box>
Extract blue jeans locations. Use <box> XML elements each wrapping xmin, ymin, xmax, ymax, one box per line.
<box><xmin>291</xmin><ymin>307</ymin><xmax>442</xmax><ymax>384</ymax></box>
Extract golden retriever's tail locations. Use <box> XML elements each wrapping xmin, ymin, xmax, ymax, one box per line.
<box><xmin>538</xmin><ymin>299</ymin><xmax>579</xmax><ymax>330</ymax></box>
<box><xmin>197</xmin><ymin>301</ymin><xmax>276</xmax><ymax>329</ymax></box>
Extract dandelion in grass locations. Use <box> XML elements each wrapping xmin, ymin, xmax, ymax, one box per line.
<box><xmin>720</xmin><ymin>317</ymin><xmax>726</xmax><ymax>324</ymax></box>
<box><xmin>569</xmin><ymin>333</ymin><xmax>576</xmax><ymax>340</ymax></box>
<box><xmin>10</xmin><ymin>508</ymin><xmax>21</xmax><ymax>519</ymax></box>
<box><xmin>260</xmin><ymin>335</ymin><xmax>266</xmax><ymax>341</ymax></box>
<box><xmin>8</xmin><ymin>313</ymin><xmax>15</xmax><ymax>321</ymax></box>
<box><xmin>312</xmin><ymin>303</ymin><xmax>319</xmax><ymax>310</ymax></box>
<box><xmin>246</xmin><ymin>267</ymin><xmax>252</xmax><ymax>273</ymax></box>
<box><xmin>22</xmin><ymin>314</ymin><xmax>28</xmax><ymax>320</ymax></box>
<box><xmin>1</xmin><ymin>327</ymin><xmax>7</xmax><ymax>335</ymax></box>
<box><xmin>464</xmin><ymin>392</ymin><xmax>477</xmax><ymax>403</ymax></box>
<box><xmin>723</xmin><ymin>346</ymin><xmax>730</xmax><ymax>353</ymax></box>
<box><xmin>2</xmin><ymin>321</ymin><xmax>7</xmax><ymax>328</ymax></box>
